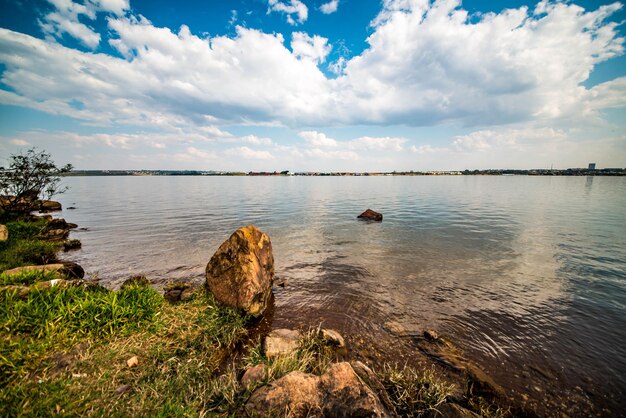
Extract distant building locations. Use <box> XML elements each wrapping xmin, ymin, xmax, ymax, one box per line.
<box><xmin>588</xmin><ymin>163</ymin><xmax>596</xmax><ymax>170</ymax></box>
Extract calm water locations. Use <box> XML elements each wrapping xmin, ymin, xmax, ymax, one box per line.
<box><xmin>57</xmin><ymin>176</ymin><xmax>625</xmax><ymax>413</ymax></box>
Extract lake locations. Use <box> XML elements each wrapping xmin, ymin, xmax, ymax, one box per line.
<box><xmin>56</xmin><ymin>175</ymin><xmax>626</xmax><ymax>414</ymax></box>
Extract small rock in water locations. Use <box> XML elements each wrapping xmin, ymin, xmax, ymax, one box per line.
<box><xmin>384</xmin><ymin>320</ymin><xmax>406</xmax><ymax>336</ymax></box>
<box><xmin>357</xmin><ymin>209</ymin><xmax>383</xmax><ymax>221</ymax></box>
<box><xmin>424</xmin><ymin>329</ymin><xmax>439</xmax><ymax>341</ymax></box>
<box><xmin>321</xmin><ymin>329</ymin><xmax>346</xmax><ymax>349</ymax></box>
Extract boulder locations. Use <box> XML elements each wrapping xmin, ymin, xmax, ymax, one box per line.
<box><xmin>60</xmin><ymin>261</ymin><xmax>85</xmax><ymax>279</ymax></box>
<box><xmin>0</xmin><ymin>224</ymin><xmax>8</xmax><ymax>241</ymax></box>
<box><xmin>358</xmin><ymin>209</ymin><xmax>383</xmax><ymax>221</ymax></box>
<box><xmin>245</xmin><ymin>371</ymin><xmax>321</xmax><ymax>417</ymax></box>
<box><xmin>2</xmin><ymin>262</ymin><xmax>85</xmax><ymax>280</ymax></box>
<box><xmin>205</xmin><ymin>225</ymin><xmax>274</xmax><ymax>317</ymax></box>
<box><xmin>40</xmin><ymin>200</ymin><xmax>62</xmax><ymax>211</ymax></box>
<box><xmin>245</xmin><ymin>362</ymin><xmax>393</xmax><ymax>418</ymax></box>
<box><xmin>319</xmin><ymin>362</ymin><xmax>392</xmax><ymax>417</ymax></box>
<box><xmin>63</xmin><ymin>239</ymin><xmax>82</xmax><ymax>251</ymax></box>
<box><xmin>264</xmin><ymin>329</ymin><xmax>301</xmax><ymax>359</ymax></box>
<box><xmin>3</xmin><ymin>264</ymin><xmax>65</xmax><ymax>278</ymax></box>
<box><xmin>40</xmin><ymin>229</ymin><xmax>69</xmax><ymax>241</ymax></box>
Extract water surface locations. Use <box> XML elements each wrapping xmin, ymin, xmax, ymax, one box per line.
<box><xmin>57</xmin><ymin>176</ymin><xmax>626</xmax><ymax>414</ymax></box>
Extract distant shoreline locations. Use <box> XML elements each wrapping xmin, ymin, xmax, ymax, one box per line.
<box><xmin>64</xmin><ymin>168</ymin><xmax>626</xmax><ymax>177</ymax></box>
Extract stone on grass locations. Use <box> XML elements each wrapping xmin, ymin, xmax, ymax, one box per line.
<box><xmin>241</xmin><ymin>364</ymin><xmax>268</xmax><ymax>387</ymax></box>
<box><xmin>245</xmin><ymin>362</ymin><xmax>393</xmax><ymax>418</ymax></box>
<box><xmin>0</xmin><ymin>224</ymin><xmax>8</xmax><ymax>241</ymax></box>
<box><xmin>263</xmin><ymin>329</ymin><xmax>300</xmax><ymax>359</ymax></box>
<box><xmin>205</xmin><ymin>225</ymin><xmax>274</xmax><ymax>317</ymax></box>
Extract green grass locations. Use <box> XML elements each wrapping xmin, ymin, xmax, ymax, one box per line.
<box><xmin>0</xmin><ymin>269</ymin><xmax>59</xmax><ymax>286</ymax></box>
<box><xmin>244</xmin><ymin>326</ymin><xmax>336</xmax><ymax>389</ymax></box>
<box><xmin>0</xmin><ymin>219</ymin><xmax>60</xmax><ymax>271</ymax></box>
<box><xmin>381</xmin><ymin>364</ymin><xmax>455</xmax><ymax>417</ymax></box>
<box><xmin>0</xmin><ymin>284</ymin><xmax>252</xmax><ymax>417</ymax></box>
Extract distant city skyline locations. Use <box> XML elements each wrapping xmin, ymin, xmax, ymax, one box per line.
<box><xmin>1</xmin><ymin>0</ymin><xmax>625</xmax><ymax>171</ymax></box>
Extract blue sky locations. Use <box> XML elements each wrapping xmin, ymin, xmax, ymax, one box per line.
<box><xmin>0</xmin><ymin>0</ymin><xmax>625</xmax><ymax>171</ymax></box>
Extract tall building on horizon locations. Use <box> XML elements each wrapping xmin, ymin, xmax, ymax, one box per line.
<box><xmin>588</xmin><ymin>163</ymin><xmax>596</xmax><ymax>170</ymax></box>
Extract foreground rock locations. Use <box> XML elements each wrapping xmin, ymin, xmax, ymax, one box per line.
<box><xmin>263</xmin><ymin>329</ymin><xmax>301</xmax><ymax>359</ymax></box>
<box><xmin>245</xmin><ymin>362</ymin><xmax>393</xmax><ymax>417</ymax></box>
<box><xmin>205</xmin><ymin>225</ymin><xmax>274</xmax><ymax>317</ymax></box>
<box><xmin>358</xmin><ymin>209</ymin><xmax>383</xmax><ymax>221</ymax></box>
<box><xmin>0</xmin><ymin>224</ymin><xmax>7</xmax><ymax>241</ymax></box>
<box><xmin>2</xmin><ymin>262</ymin><xmax>84</xmax><ymax>279</ymax></box>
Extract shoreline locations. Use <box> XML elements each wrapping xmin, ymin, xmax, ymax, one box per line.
<box><xmin>0</xmin><ymin>205</ymin><xmax>617</xmax><ymax>416</ymax></box>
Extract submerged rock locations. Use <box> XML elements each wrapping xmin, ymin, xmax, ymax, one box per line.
<box><xmin>205</xmin><ymin>225</ymin><xmax>274</xmax><ymax>317</ymax></box>
<box><xmin>358</xmin><ymin>209</ymin><xmax>383</xmax><ymax>221</ymax></box>
<box><xmin>245</xmin><ymin>362</ymin><xmax>393</xmax><ymax>417</ymax></box>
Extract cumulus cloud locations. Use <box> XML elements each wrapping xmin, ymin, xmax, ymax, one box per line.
<box><xmin>320</xmin><ymin>0</ymin><xmax>340</xmax><ymax>14</ymax></box>
<box><xmin>10</xmin><ymin>139</ymin><xmax>30</xmax><ymax>146</ymax></box>
<box><xmin>0</xmin><ymin>0</ymin><xmax>624</xmax><ymax>130</ymax></box>
<box><xmin>349</xmin><ymin>136</ymin><xmax>406</xmax><ymax>151</ymax></box>
<box><xmin>224</xmin><ymin>146</ymin><xmax>274</xmax><ymax>160</ymax></box>
<box><xmin>452</xmin><ymin>127</ymin><xmax>566</xmax><ymax>152</ymax></box>
<box><xmin>267</xmin><ymin>0</ymin><xmax>308</xmax><ymax>25</ymax></box>
<box><xmin>298</xmin><ymin>130</ymin><xmax>338</xmax><ymax>147</ymax></box>
<box><xmin>291</xmin><ymin>32</ymin><xmax>332</xmax><ymax>63</ymax></box>
<box><xmin>304</xmin><ymin>148</ymin><xmax>358</xmax><ymax>160</ymax></box>
<box><xmin>39</xmin><ymin>0</ymin><xmax>130</xmax><ymax>49</ymax></box>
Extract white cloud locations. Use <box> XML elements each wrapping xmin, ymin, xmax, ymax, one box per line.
<box><xmin>349</xmin><ymin>136</ymin><xmax>406</xmax><ymax>151</ymax></box>
<box><xmin>10</xmin><ymin>139</ymin><xmax>30</xmax><ymax>146</ymax></box>
<box><xmin>267</xmin><ymin>0</ymin><xmax>308</xmax><ymax>25</ymax></box>
<box><xmin>291</xmin><ymin>32</ymin><xmax>332</xmax><ymax>63</ymax></box>
<box><xmin>0</xmin><ymin>0</ymin><xmax>624</xmax><ymax>131</ymax></box>
<box><xmin>224</xmin><ymin>146</ymin><xmax>274</xmax><ymax>160</ymax></box>
<box><xmin>452</xmin><ymin>127</ymin><xmax>566</xmax><ymax>152</ymax></box>
<box><xmin>304</xmin><ymin>148</ymin><xmax>358</xmax><ymax>160</ymax></box>
<box><xmin>320</xmin><ymin>0</ymin><xmax>339</xmax><ymax>14</ymax></box>
<box><xmin>39</xmin><ymin>0</ymin><xmax>130</xmax><ymax>49</ymax></box>
<box><xmin>298</xmin><ymin>130</ymin><xmax>338</xmax><ymax>147</ymax></box>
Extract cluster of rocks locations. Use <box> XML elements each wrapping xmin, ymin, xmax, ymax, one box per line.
<box><xmin>202</xmin><ymin>225</ymin><xmax>487</xmax><ymax>417</ymax></box>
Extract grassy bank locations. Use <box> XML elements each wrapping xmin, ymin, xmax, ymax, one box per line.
<box><xmin>0</xmin><ymin>218</ymin><xmax>60</xmax><ymax>272</ymax></box>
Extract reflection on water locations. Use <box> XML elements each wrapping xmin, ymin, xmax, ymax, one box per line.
<box><xmin>58</xmin><ymin>176</ymin><xmax>626</xmax><ymax>413</ymax></box>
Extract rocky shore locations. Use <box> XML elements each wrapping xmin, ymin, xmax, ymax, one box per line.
<box><xmin>0</xmin><ymin>205</ymin><xmax>529</xmax><ymax>416</ymax></box>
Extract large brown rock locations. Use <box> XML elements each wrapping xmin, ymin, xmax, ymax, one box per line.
<box><xmin>0</xmin><ymin>224</ymin><xmax>7</xmax><ymax>241</ymax></box>
<box><xmin>205</xmin><ymin>225</ymin><xmax>274</xmax><ymax>317</ymax></box>
<box><xmin>245</xmin><ymin>362</ymin><xmax>393</xmax><ymax>418</ymax></box>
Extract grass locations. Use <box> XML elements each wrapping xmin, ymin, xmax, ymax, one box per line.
<box><xmin>0</xmin><ymin>278</ymin><xmax>252</xmax><ymax>417</ymax></box>
<box><xmin>0</xmin><ymin>218</ymin><xmax>60</xmax><ymax>271</ymax></box>
<box><xmin>244</xmin><ymin>326</ymin><xmax>336</xmax><ymax>387</ymax></box>
<box><xmin>381</xmin><ymin>364</ymin><xmax>455</xmax><ymax>417</ymax></box>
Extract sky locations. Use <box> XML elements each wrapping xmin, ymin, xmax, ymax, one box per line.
<box><xmin>0</xmin><ymin>0</ymin><xmax>625</xmax><ymax>171</ymax></box>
